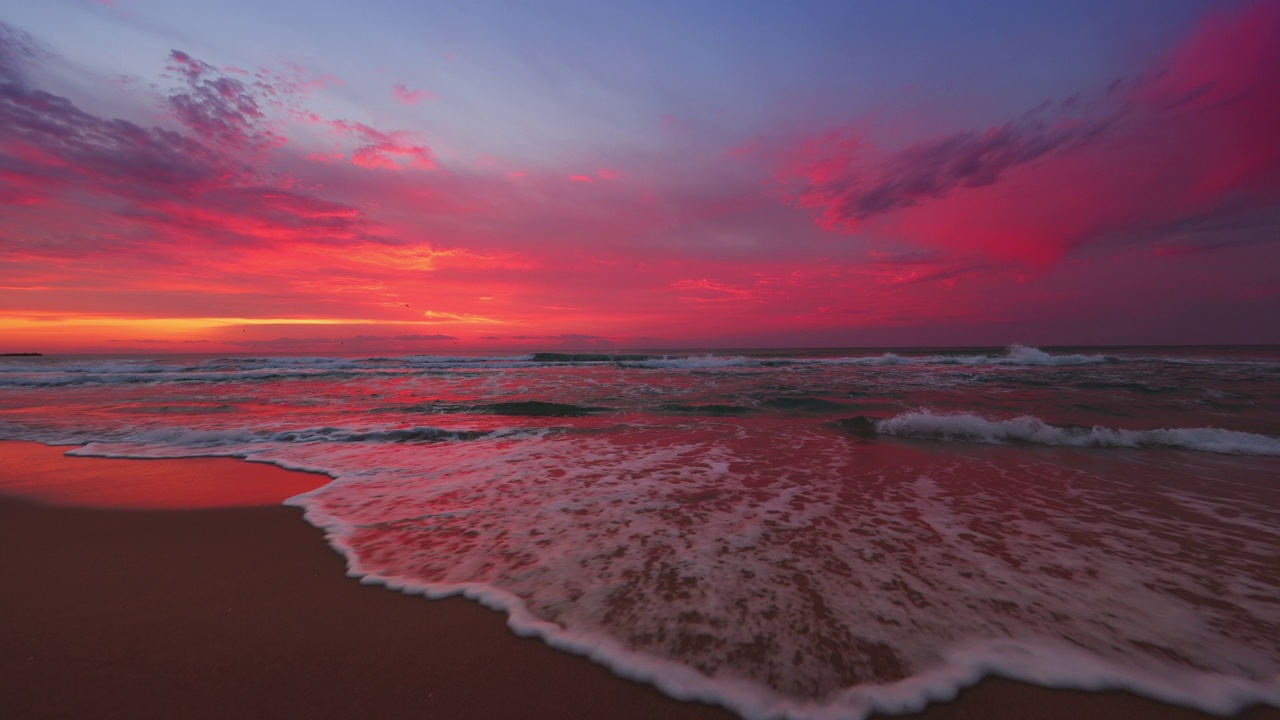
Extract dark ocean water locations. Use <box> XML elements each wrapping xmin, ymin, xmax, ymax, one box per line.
<box><xmin>1</xmin><ymin>345</ymin><xmax>1278</xmax><ymax>718</ymax></box>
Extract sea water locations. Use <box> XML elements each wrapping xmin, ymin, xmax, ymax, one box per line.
<box><xmin>1</xmin><ymin>345</ymin><xmax>1277</xmax><ymax>718</ymax></box>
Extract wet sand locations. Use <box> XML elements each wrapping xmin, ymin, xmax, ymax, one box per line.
<box><xmin>1</xmin><ymin>441</ymin><xmax>1276</xmax><ymax>720</ymax></box>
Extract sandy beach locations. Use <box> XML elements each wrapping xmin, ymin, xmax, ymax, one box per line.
<box><xmin>1</xmin><ymin>441</ymin><xmax>1276</xmax><ymax>720</ymax></box>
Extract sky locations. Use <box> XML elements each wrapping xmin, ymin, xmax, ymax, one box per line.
<box><xmin>1</xmin><ymin>0</ymin><xmax>1278</xmax><ymax>353</ymax></box>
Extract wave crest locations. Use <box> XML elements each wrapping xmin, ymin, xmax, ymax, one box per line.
<box><xmin>875</xmin><ymin>411</ymin><xmax>1280</xmax><ymax>455</ymax></box>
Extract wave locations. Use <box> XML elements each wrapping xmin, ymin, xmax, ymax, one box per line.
<box><xmin>210</xmin><ymin>354</ymin><xmax>534</xmax><ymax>367</ymax></box>
<box><xmin>0</xmin><ymin>365</ymin><xmax>380</xmax><ymax>387</ymax></box>
<box><xmin>760</xmin><ymin>396</ymin><xmax>851</xmax><ymax>412</ymax></box>
<box><xmin>619</xmin><ymin>355</ymin><xmax>761</xmax><ymax>369</ymax></box>
<box><xmin>0</xmin><ymin>357</ymin><xmax>539</xmax><ymax>387</ymax></box>
<box><xmin>295</xmin><ymin>573</ymin><xmax>1280</xmax><ymax>720</ymax></box>
<box><xmin>1074</xmin><ymin>380</ymin><xmax>1177</xmax><ymax>393</ymax></box>
<box><xmin>0</xmin><ymin>347</ymin><xmax>1254</xmax><ymax>389</ymax></box>
<box><xmin>914</xmin><ymin>344</ymin><xmax>1113</xmax><ymax>366</ymax></box>
<box><xmin>618</xmin><ymin>346</ymin><xmax>1111</xmax><ymax>369</ymax></box>
<box><xmin>654</xmin><ymin>403</ymin><xmax>754</xmax><ymax>416</ymax></box>
<box><xmin>530</xmin><ymin>352</ymin><xmax>655</xmax><ymax>363</ymax></box>
<box><xmin>90</xmin><ymin>424</ymin><xmax>500</xmax><ymax>449</ymax></box>
<box><xmin>873</xmin><ymin>411</ymin><xmax>1280</xmax><ymax>456</ymax></box>
<box><xmin>762</xmin><ymin>345</ymin><xmax>1112</xmax><ymax>368</ymax></box>
<box><xmin>476</xmin><ymin>401</ymin><xmax>608</xmax><ymax>417</ymax></box>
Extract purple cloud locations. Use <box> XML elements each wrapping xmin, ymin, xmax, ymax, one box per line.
<box><xmin>0</xmin><ymin>43</ymin><xmax>378</xmax><ymax>251</ymax></box>
<box><xmin>166</xmin><ymin>50</ymin><xmax>280</xmax><ymax>151</ymax></box>
<box><xmin>796</xmin><ymin>112</ymin><xmax>1112</xmax><ymax>226</ymax></box>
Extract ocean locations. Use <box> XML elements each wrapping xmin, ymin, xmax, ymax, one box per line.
<box><xmin>1</xmin><ymin>345</ymin><xmax>1278</xmax><ymax>719</ymax></box>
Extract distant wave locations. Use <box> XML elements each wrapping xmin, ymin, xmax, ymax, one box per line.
<box><xmin>832</xmin><ymin>344</ymin><xmax>1111</xmax><ymax>367</ymax></box>
<box><xmin>936</xmin><ymin>344</ymin><xmax>1113</xmax><ymax>366</ymax></box>
<box><xmin>874</xmin><ymin>411</ymin><xmax>1280</xmax><ymax>456</ymax></box>
<box><xmin>0</xmin><ymin>346</ymin><xmax>1248</xmax><ymax>388</ymax></box>
<box><xmin>619</xmin><ymin>355</ymin><xmax>761</xmax><ymax>369</ymax></box>
<box><xmin>476</xmin><ymin>401</ymin><xmax>607</xmax><ymax>417</ymax></box>
<box><xmin>0</xmin><ymin>354</ymin><xmax>550</xmax><ymax>387</ymax></box>
<box><xmin>654</xmin><ymin>403</ymin><xmax>754</xmax><ymax>416</ymax></box>
<box><xmin>105</xmin><ymin>425</ymin><xmax>503</xmax><ymax>448</ymax></box>
<box><xmin>614</xmin><ymin>345</ymin><xmax>1112</xmax><ymax>369</ymax></box>
<box><xmin>0</xmin><ymin>369</ymin><xmax>377</xmax><ymax>387</ymax></box>
<box><xmin>530</xmin><ymin>352</ymin><xmax>654</xmax><ymax>363</ymax></box>
<box><xmin>760</xmin><ymin>396</ymin><xmax>851</xmax><ymax>412</ymax></box>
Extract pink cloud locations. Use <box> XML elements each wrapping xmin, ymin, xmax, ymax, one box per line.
<box><xmin>306</xmin><ymin>151</ymin><xmax>344</xmax><ymax>163</ymax></box>
<box><xmin>660</xmin><ymin>114</ymin><xmax>689</xmax><ymax>136</ymax></box>
<box><xmin>329</xmin><ymin>119</ymin><xmax>434</xmax><ymax>170</ymax></box>
<box><xmin>0</xmin><ymin>45</ymin><xmax>392</xmax><ymax>262</ymax></box>
<box><xmin>4</xmin><ymin>15</ymin><xmax>1274</xmax><ymax>349</ymax></box>
<box><xmin>391</xmin><ymin>83</ymin><xmax>433</xmax><ymax>105</ymax></box>
<box><xmin>784</xmin><ymin>0</ymin><xmax>1280</xmax><ymax>266</ymax></box>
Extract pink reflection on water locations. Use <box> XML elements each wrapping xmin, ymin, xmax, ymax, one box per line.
<box><xmin>0</xmin><ymin>441</ymin><xmax>327</xmax><ymax>509</ymax></box>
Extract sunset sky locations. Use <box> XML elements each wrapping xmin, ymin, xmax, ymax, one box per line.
<box><xmin>1</xmin><ymin>0</ymin><xmax>1278</xmax><ymax>353</ymax></box>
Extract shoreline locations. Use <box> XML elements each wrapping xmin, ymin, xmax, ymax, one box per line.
<box><xmin>1</xmin><ymin>441</ymin><xmax>1277</xmax><ymax>719</ymax></box>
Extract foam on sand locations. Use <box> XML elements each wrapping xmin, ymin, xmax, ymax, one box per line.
<box><xmin>246</xmin><ymin>427</ymin><xmax>1280</xmax><ymax>719</ymax></box>
<box><xmin>6</xmin><ymin>345</ymin><xmax>1279</xmax><ymax>719</ymax></box>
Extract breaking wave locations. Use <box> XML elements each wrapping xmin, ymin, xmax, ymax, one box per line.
<box><xmin>875</xmin><ymin>411</ymin><xmax>1280</xmax><ymax>456</ymax></box>
<box><xmin>65</xmin><ymin>425</ymin><xmax>509</xmax><ymax>450</ymax></box>
<box><xmin>0</xmin><ymin>347</ymin><xmax>1174</xmax><ymax>388</ymax></box>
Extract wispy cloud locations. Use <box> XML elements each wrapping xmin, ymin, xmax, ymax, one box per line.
<box><xmin>780</xmin><ymin>1</ymin><xmax>1280</xmax><ymax>266</ymax></box>
<box><xmin>391</xmin><ymin>83</ymin><xmax>433</xmax><ymax>105</ymax></box>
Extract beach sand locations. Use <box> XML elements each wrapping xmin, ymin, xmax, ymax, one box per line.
<box><xmin>1</xmin><ymin>441</ymin><xmax>1276</xmax><ymax>720</ymax></box>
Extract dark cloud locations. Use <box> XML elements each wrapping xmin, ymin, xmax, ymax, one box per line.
<box><xmin>0</xmin><ymin>84</ymin><xmax>228</xmax><ymax>194</ymax></box>
<box><xmin>0</xmin><ymin>22</ymin><xmax>45</xmax><ymax>85</ymax></box>
<box><xmin>0</xmin><ymin>40</ymin><xmax>371</xmax><ymax>249</ymax></box>
<box><xmin>802</xmin><ymin>114</ymin><xmax>1111</xmax><ymax>225</ymax></box>
<box><xmin>788</xmin><ymin>0</ymin><xmax>1280</xmax><ymax>268</ymax></box>
<box><xmin>165</xmin><ymin>50</ymin><xmax>279</xmax><ymax>151</ymax></box>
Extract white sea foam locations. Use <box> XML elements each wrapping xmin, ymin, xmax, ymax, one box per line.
<box><xmin>875</xmin><ymin>411</ymin><xmax>1280</xmax><ymax>455</ymax></box>
<box><xmin>264</xmin><ymin>427</ymin><xmax>1280</xmax><ymax>719</ymax></box>
<box><xmin>400</xmin><ymin>354</ymin><xmax>536</xmax><ymax>364</ymax></box>
<box><xmin>809</xmin><ymin>353</ymin><xmax>906</xmax><ymax>366</ymax></box>
<box><xmin>0</xmin><ymin>354</ymin><xmax>542</xmax><ymax>387</ymax></box>
<box><xmin>6</xmin><ymin>347</ymin><xmax>1280</xmax><ymax>719</ymax></box>
<box><xmin>616</xmin><ymin>346</ymin><xmax>1108</xmax><ymax>369</ymax></box>
<box><xmin>619</xmin><ymin>355</ymin><xmax>761</xmax><ymax>369</ymax></box>
<box><xmin>911</xmin><ymin>344</ymin><xmax>1111</xmax><ymax>366</ymax></box>
<box><xmin>0</xmin><ymin>347</ymin><xmax>1193</xmax><ymax>389</ymax></box>
<box><xmin>58</xmin><ymin>428</ymin><xmax>1280</xmax><ymax>718</ymax></box>
<box><xmin>76</xmin><ymin>425</ymin><xmax>524</xmax><ymax>450</ymax></box>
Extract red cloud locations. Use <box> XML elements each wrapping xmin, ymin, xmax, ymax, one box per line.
<box><xmin>787</xmin><ymin>0</ymin><xmax>1280</xmax><ymax>266</ymax></box>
